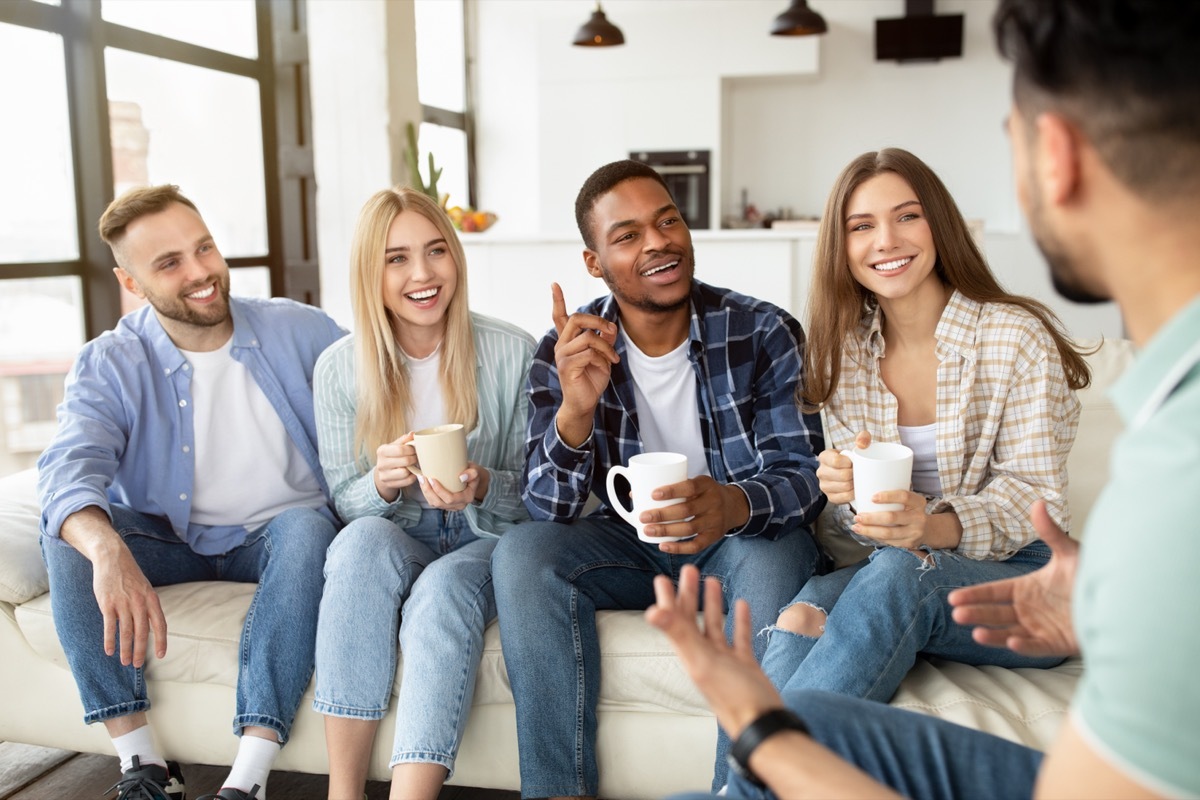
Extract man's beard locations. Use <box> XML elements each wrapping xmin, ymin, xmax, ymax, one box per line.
<box><xmin>147</xmin><ymin>273</ymin><xmax>233</xmax><ymax>327</ymax></box>
<box><xmin>600</xmin><ymin>249</ymin><xmax>695</xmax><ymax>314</ymax></box>
<box><xmin>1028</xmin><ymin>194</ymin><xmax>1109</xmax><ymax>305</ymax></box>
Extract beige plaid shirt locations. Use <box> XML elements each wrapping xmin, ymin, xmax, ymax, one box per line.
<box><xmin>822</xmin><ymin>290</ymin><xmax>1080</xmax><ymax>560</ymax></box>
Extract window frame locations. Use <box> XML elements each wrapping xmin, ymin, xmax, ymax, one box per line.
<box><xmin>419</xmin><ymin>0</ymin><xmax>476</xmax><ymax>209</ymax></box>
<box><xmin>0</xmin><ymin>0</ymin><xmax>318</xmax><ymax>339</ymax></box>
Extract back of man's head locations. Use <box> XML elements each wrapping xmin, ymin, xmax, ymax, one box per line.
<box><xmin>575</xmin><ymin>160</ymin><xmax>672</xmax><ymax>250</ymax></box>
<box><xmin>98</xmin><ymin>185</ymin><xmax>200</xmax><ymax>263</ymax></box>
<box><xmin>994</xmin><ymin>0</ymin><xmax>1200</xmax><ymax>202</ymax></box>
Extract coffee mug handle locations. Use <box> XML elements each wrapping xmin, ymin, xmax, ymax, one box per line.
<box><xmin>605</xmin><ymin>465</ymin><xmax>640</xmax><ymax>528</ymax></box>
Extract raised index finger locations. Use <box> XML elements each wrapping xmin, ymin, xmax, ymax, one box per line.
<box><xmin>551</xmin><ymin>283</ymin><xmax>569</xmax><ymax>335</ymax></box>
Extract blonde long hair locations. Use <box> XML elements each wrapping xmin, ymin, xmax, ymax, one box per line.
<box><xmin>802</xmin><ymin>148</ymin><xmax>1092</xmax><ymax>411</ymax></box>
<box><xmin>350</xmin><ymin>188</ymin><xmax>478</xmax><ymax>462</ymax></box>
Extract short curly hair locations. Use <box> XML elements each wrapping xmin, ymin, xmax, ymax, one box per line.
<box><xmin>574</xmin><ymin>160</ymin><xmax>672</xmax><ymax>250</ymax></box>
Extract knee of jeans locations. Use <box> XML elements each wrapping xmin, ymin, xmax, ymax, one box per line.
<box><xmin>775</xmin><ymin>601</ymin><xmax>827</xmax><ymax>638</ymax></box>
<box><xmin>867</xmin><ymin>546</ymin><xmax>941</xmax><ymax>587</ymax></box>
<box><xmin>490</xmin><ymin>521</ymin><xmax>566</xmax><ymax>579</ymax></box>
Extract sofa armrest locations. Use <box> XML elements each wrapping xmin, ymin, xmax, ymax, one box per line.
<box><xmin>0</xmin><ymin>468</ymin><xmax>49</xmax><ymax>604</ymax></box>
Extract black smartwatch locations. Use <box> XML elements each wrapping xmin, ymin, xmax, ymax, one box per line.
<box><xmin>727</xmin><ymin>708</ymin><xmax>810</xmax><ymax>789</ymax></box>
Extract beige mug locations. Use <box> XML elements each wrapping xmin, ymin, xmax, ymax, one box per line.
<box><xmin>408</xmin><ymin>424</ymin><xmax>469</xmax><ymax>493</ymax></box>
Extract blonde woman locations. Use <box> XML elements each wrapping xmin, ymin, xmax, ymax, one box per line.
<box><xmin>312</xmin><ymin>188</ymin><xmax>534</xmax><ymax>799</ymax></box>
<box><xmin>760</xmin><ymin>148</ymin><xmax>1092</xmax><ymax>704</ymax></box>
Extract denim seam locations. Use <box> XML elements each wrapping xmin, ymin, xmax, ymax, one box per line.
<box><xmin>569</xmin><ymin>584</ymin><xmax>589</xmax><ymax>796</ymax></box>
<box><xmin>231</xmin><ymin>712</ymin><xmax>289</xmax><ymax>744</ymax></box>
<box><xmin>389</xmin><ymin>750</ymin><xmax>455</xmax><ymax>774</ymax></box>
<box><xmin>311</xmin><ymin>699</ymin><xmax>388</xmax><ymax>720</ymax></box>
<box><xmin>83</xmin><ymin>699</ymin><xmax>151</xmax><ymax>724</ymax></box>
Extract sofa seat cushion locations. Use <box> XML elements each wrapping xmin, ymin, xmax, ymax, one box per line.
<box><xmin>14</xmin><ymin>582</ymin><xmax>1078</xmax><ymax>749</ymax></box>
<box><xmin>891</xmin><ymin>656</ymin><xmax>1082</xmax><ymax>748</ymax></box>
<box><xmin>0</xmin><ymin>468</ymin><xmax>47</xmax><ymax>605</ymax></box>
<box><xmin>17</xmin><ymin>581</ymin><xmax>255</xmax><ymax>688</ymax></box>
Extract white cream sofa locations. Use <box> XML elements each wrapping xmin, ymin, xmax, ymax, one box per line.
<box><xmin>0</xmin><ymin>339</ymin><xmax>1132</xmax><ymax>800</ymax></box>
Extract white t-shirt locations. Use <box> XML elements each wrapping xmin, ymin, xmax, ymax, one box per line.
<box><xmin>400</xmin><ymin>344</ymin><xmax>448</xmax><ymax>508</ymax></box>
<box><xmin>182</xmin><ymin>339</ymin><xmax>326</xmax><ymax>530</ymax></box>
<box><xmin>897</xmin><ymin>422</ymin><xmax>942</xmax><ymax>497</ymax></box>
<box><xmin>622</xmin><ymin>329</ymin><xmax>710</xmax><ymax>478</ymax></box>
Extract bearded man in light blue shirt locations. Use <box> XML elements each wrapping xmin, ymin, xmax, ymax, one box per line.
<box><xmin>37</xmin><ymin>185</ymin><xmax>345</xmax><ymax>800</ymax></box>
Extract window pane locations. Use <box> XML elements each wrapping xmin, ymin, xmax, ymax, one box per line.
<box><xmin>106</xmin><ymin>49</ymin><xmax>268</xmax><ymax>258</ymax></box>
<box><xmin>229</xmin><ymin>266</ymin><xmax>271</xmax><ymax>299</ymax></box>
<box><xmin>419</xmin><ymin>123</ymin><xmax>468</xmax><ymax>211</ymax></box>
<box><xmin>0</xmin><ymin>23</ymin><xmax>78</xmax><ymax>262</ymax></box>
<box><xmin>415</xmin><ymin>0</ymin><xmax>465</xmax><ymax>113</ymax></box>
<box><xmin>101</xmin><ymin>0</ymin><xmax>257</xmax><ymax>59</ymax></box>
<box><xmin>0</xmin><ymin>277</ymin><xmax>84</xmax><ymax>477</ymax></box>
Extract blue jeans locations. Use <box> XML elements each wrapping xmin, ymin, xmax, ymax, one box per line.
<box><xmin>761</xmin><ymin>542</ymin><xmax>1063</xmax><ymax>703</ymax></box>
<box><xmin>670</xmin><ymin>690</ymin><xmax>1042</xmax><ymax>800</ymax></box>
<box><xmin>313</xmin><ymin>509</ymin><xmax>497</xmax><ymax>775</ymax></box>
<box><xmin>41</xmin><ymin>504</ymin><xmax>336</xmax><ymax>743</ymax></box>
<box><xmin>490</xmin><ymin>514</ymin><xmax>822</xmax><ymax>799</ymax></box>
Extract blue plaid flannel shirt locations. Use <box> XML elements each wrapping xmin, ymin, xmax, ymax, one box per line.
<box><xmin>522</xmin><ymin>280</ymin><xmax>825</xmax><ymax>539</ymax></box>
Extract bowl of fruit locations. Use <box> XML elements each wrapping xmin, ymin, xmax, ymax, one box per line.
<box><xmin>447</xmin><ymin>206</ymin><xmax>498</xmax><ymax>233</ymax></box>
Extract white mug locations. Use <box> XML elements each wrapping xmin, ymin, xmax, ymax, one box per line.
<box><xmin>408</xmin><ymin>424</ymin><xmax>469</xmax><ymax>493</ymax></box>
<box><xmin>840</xmin><ymin>441</ymin><xmax>914</xmax><ymax>513</ymax></box>
<box><xmin>606</xmin><ymin>452</ymin><xmax>691</xmax><ymax>543</ymax></box>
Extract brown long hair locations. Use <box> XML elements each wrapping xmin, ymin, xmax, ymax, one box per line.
<box><xmin>350</xmin><ymin>188</ymin><xmax>478</xmax><ymax>462</ymax></box>
<box><xmin>802</xmin><ymin>148</ymin><xmax>1091</xmax><ymax>411</ymax></box>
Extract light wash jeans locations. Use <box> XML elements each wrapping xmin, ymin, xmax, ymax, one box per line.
<box><xmin>670</xmin><ymin>689</ymin><xmax>1042</xmax><ymax>800</ymax></box>
<box><xmin>313</xmin><ymin>509</ymin><xmax>497</xmax><ymax>775</ymax></box>
<box><xmin>761</xmin><ymin>542</ymin><xmax>1063</xmax><ymax>703</ymax></box>
<box><xmin>41</xmin><ymin>503</ymin><xmax>336</xmax><ymax>743</ymax></box>
<box><xmin>490</xmin><ymin>514</ymin><xmax>822</xmax><ymax>799</ymax></box>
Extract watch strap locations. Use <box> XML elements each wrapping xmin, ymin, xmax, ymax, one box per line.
<box><xmin>727</xmin><ymin>708</ymin><xmax>809</xmax><ymax>788</ymax></box>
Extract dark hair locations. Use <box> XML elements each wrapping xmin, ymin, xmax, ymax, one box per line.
<box><xmin>802</xmin><ymin>148</ymin><xmax>1091</xmax><ymax>410</ymax></box>
<box><xmin>574</xmin><ymin>160</ymin><xmax>672</xmax><ymax>250</ymax></box>
<box><xmin>994</xmin><ymin>0</ymin><xmax>1200</xmax><ymax>201</ymax></box>
<box><xmin>98</xmin><ymin>184</ymin><xmax>200</xmax><ymax>249</ymax></box>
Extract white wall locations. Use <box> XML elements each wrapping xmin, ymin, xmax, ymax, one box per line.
<box><xmin>473</xmin><ymin>0</ymin><xmax>819</xmax><ymax>235</ymax></box>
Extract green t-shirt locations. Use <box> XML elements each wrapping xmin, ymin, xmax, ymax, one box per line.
<box><xmin>1073</xmin><ymin>295</ymin><xmax>1200</xmax><ymax>797</ymax></box>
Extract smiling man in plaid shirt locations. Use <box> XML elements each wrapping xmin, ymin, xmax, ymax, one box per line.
<box><xmin>491</xmin><ymin>159</ymin><xmax>826</xmax><ymax>798</ymax></box>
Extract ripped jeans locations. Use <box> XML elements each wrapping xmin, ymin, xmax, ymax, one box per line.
<box><xmin>760</xmin><ymin>542</ymin><xmax>1063</xmax><ymax>702</ymax></box>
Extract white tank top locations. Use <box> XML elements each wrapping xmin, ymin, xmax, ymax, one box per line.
<box><xmin>897</xmin><ymin>422</ymin><xmax>942</xmax><ymax>497</ymax></box>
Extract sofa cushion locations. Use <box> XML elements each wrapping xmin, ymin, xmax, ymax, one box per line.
<box><xmin>0</xmin><ymin>468</ymin><xmax>48</xmax><ymax>604</ymax></box>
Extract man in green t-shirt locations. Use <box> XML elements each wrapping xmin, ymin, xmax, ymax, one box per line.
<box><xmin>650</xmin><ymin>1</ymin><xmax>1200</xmax><ymax>798</ymax></box>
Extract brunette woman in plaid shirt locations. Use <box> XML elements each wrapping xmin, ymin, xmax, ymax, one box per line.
<box><xmin>758</xmin><ymin>148</ymin><xmax>1093</xmax><ymax>705</ymax></box>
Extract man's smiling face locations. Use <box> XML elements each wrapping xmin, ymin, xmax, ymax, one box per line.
<box><xmin>584</xmin><ymin>177</ymin><xmax>695</xmax><ymax>315</ymax></box>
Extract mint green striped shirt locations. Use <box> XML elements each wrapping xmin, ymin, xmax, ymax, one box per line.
<box><xmin>313</xmin><ymin>312</ymin><xmax>535</xmax><ymax>537</ymax></box>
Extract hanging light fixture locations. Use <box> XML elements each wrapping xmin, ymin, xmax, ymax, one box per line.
<box><xmin>770</xmin><ymin>0</ymin><xmax>828</xmax><ymax>36</ymax></box>
<box><xmin>572</xmin><ymin>2</ymin><xmax>625</xmax><ymax>47</ymax></box>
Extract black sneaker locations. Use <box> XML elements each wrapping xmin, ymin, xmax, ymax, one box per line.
<box><xmin>194</xmin><ymin>786</ymin><xmax>260</xmax><ymax>800</ymax></box>
<box><xmin>106</xmin><ymin>756</ymin><xmax>187</xmax><ymax>800</ymax></box>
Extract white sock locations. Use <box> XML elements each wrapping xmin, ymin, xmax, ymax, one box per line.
<box><xmin>112</xmin><ymin>725</ymin><xmax>166</xmax><ymax>773</ymax></box>
<box><xmin>223</xmin><ymin>734</ymin><xmax>280</xmax><ymax>798</ymax></box>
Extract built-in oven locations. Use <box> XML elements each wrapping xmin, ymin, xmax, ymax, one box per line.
<box><xmin>629</xmin><ymin>149</ymin><xmax>711</xmax><ymax>230</ymax></box>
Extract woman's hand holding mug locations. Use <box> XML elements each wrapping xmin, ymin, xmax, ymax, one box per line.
<box><xmin>817</xmin><ymin>430</ymin><xmax>873</xmax><ymax>505</ymax></box>
<box><xmin>374</xmin><ymin>431</ymin><xmax>419</xmax><ymax>502</ymax></box>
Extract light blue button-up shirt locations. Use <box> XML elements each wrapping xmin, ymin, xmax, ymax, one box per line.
<box><xmin>38</xmin><ymin>296</ymin><xmax>346</xmax><ymax>555</ymax></box>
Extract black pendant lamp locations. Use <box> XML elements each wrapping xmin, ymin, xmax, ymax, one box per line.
<box><xmin>770</xmin><ymin>0</ymin><xmax>828</xmax><ymax>36</ymax></box>
<box><xmin>572</xmin><ymin>2</ymin><xmax>625</xmax><ymax>47</ymax></box>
